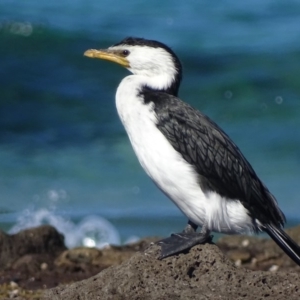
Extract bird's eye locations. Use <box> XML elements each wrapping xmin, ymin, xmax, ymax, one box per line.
<box><xmin>122</xmin><ymin>50</ymin><xmax>130</xmax><ymax>57</ymax></box>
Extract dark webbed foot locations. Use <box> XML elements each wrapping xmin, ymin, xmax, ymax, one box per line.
<box><xmin>156</xmin><ymin>221</ymin><xmax>213</xmax><ymax>259</ymax></box>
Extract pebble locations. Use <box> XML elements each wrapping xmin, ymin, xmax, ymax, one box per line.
<box><xmin>235</xmin><ymin>259</ymin><xmax>242</xmax><ymax>267</ymax></box>
<box><xmin>41</xmin><ymin>262</ymin><xmax>48</xmax><ymax>270</ymax></box>
<box><xmin>9</xmin><ymin>282</ymin><xmax>18</xmax><ymax>289</ymax></box>
<box><xmin>241</xmin><ymin>239</ymin><xmax>250</xmax><ymax>247</ymax></box>
<box><xmin>8</xmin><ymin>289</ymin><xmax>19</xmax><ymax>298</ymax></box>
<box><xmin>269</xmin><ymin>265</ymin><xmax>279</xmax><ymax>272</ymax></box>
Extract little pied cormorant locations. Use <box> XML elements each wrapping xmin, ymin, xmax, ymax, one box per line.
<box><xmin>84</xmin><ymin>37</ymin><xmax>300</xmax><ymax>265</ymax></box>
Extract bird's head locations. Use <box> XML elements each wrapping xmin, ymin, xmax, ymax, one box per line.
<box><xmin>84</xmin><ymin>37</ymin><xmax>182</xmax><ymax>96</ymax></box>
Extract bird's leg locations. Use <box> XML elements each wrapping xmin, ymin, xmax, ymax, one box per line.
<box><xmin>183</xmin><ymin>220</ymin><xmax>198</xmax><ymax>234</ymax></box>
<box><xmin>157</xmin><ymin>221</ymin><xmax>213</xmax><ymax>259</ymax></box>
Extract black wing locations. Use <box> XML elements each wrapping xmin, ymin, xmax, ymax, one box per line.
<box><xmin>142</xmin><ymin>89</ymin><xmax>285</xmax><ymax>228</ymax></box>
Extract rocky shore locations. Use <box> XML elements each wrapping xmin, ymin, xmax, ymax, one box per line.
<box><xmin>0</xmin><ymin>225</ymin><xmax>299</xmax><ymax>299</ymax></box>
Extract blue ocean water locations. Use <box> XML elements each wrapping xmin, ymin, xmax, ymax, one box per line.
<box><xmin>0</xmin><ymin>0</ymin><xmax>299</xmax><ymax>247</ymax></box>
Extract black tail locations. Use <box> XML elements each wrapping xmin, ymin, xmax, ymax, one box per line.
<box><xmin>264</xmin><ymin>224</ymin><xmax>300</xmax><ymax>266</ymax></box>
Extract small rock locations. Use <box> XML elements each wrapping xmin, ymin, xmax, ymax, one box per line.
<box><xmin>251</xmin><ymin>257</ymin><xmax>257</xmax><ymax>265</ymax></box>
<box><xmin>235</xmin><ymin>259</ymin><xmax>242</xmax><ymax>267</ymax></box>
<box><xmin>269</xmin><ymin>264</ymin><xmax>279</xmax><ymax>272</ymax></box>
<box><xmin>241</xmin><ymin>239</ymin><xmax>249</xmax><ymax>247</ymax></box>
<box><xmin>9</xmin><ymin>281</ymin><xmax>18</xmax><ymax>289</ymax></box>
<box><xmin>41</xmin><ymin>262</ymin><xmax>48</xmax><ymax>270</ymax></box>
<box><xmin>8</xmin><ymin>289</ymin><xmax>19</xmax><ymax>298</ymax></box>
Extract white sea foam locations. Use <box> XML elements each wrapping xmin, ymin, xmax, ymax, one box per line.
<box><xmin>9</xmin><ymin>206</ymin><xmax>121</xmax><ymax>249</ymax></box>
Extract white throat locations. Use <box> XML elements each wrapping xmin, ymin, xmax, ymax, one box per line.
<box><xmin>115</xmin><ymin>75</ymin><xmax>153</xmax><ymax>125</ymax></box>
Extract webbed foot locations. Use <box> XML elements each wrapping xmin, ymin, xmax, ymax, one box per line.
<box><xmin>156</xmin><ymin>221</ymin><xmax>213</xmax><ymax>259</ymax></box>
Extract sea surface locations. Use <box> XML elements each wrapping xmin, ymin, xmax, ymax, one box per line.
<box><xmin>0</xmin><ymin>0</ymin><xmax>300</xmax><ymax>248</ymax></box>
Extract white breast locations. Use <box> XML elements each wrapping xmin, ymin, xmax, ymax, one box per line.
<box><xmin>115</xmin><ymin>75</ymin><xmax>254</xmax><ymax>234</ymax></box>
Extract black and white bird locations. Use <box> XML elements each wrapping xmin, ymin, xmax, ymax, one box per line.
<box><xmin>84</xmin><ymin>37</ymin><xmax>300</xmax><ymax>264</ymax></box>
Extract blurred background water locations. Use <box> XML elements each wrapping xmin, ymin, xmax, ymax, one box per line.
<box><xmin>0</xmin><ymin>0</ymin><xmax>299</xmax><ymax>248</ymax></box>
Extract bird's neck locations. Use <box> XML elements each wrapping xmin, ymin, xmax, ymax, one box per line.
<box><xmin>126</xmin><ymin>72</ymin><xmax>180</xmax><ymax>96</ymax></box>
<box><xmin>115</xmin><ymin>75</ymin><xmax>155</xmax><ymax>132</ymax></box>
<box><xmin>116</xmin><ymin>73</ymin><xmax>181</xmax><ymax>119</ymax></box>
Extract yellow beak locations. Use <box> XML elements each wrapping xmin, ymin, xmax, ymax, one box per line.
<box><xmin>84</xmin><ymin>49</ymin><xmax>129</xmax><ymax>68</ymax></box>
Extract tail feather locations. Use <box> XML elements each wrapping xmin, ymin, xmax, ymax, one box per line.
<box><xmin>264</xmin><ymin>224</ymin><xmax>300</xmax><ymax>266</ymax></box>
